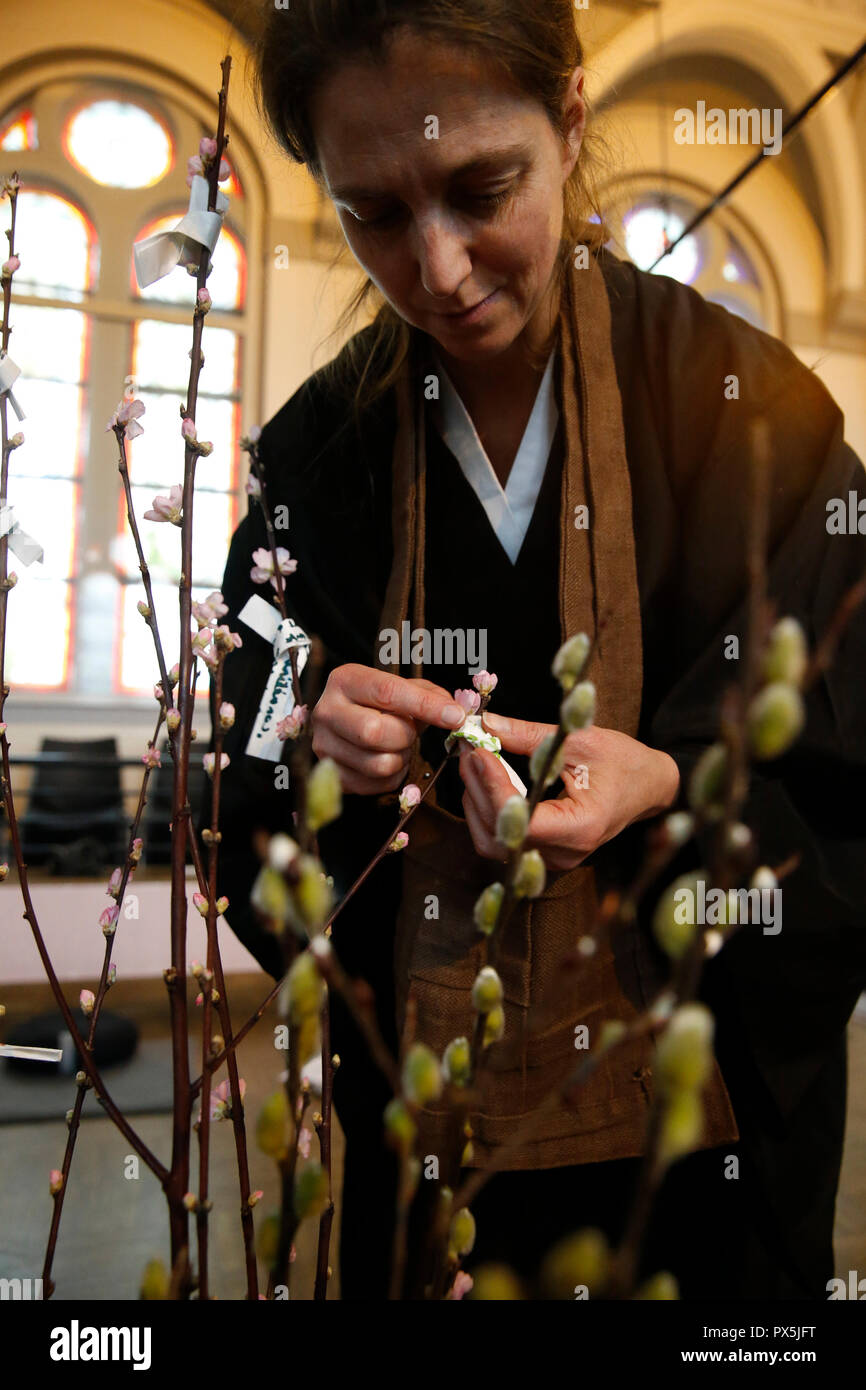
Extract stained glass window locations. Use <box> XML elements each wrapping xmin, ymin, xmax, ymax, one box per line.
<box><xmin>0</xmin><ymin>109</ymin><xmax>38</xmax><ymax>151</ymax></box>
<box><xmin>9</xmin><ymin>188</ymin><xmax>96</xmax><ymax>300</ymax></box>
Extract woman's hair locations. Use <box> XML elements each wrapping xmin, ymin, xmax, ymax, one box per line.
<box><xmin>252</xmin><ymin>0</ymin><xmax>606</xmax><ymax>419</ymax></box>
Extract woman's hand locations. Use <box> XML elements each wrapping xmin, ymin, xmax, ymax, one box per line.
<box><xmin>458</xmin><ymin>711</ymin><xmax>681</xmax><ymax>871</ymax></box>
<box><xmin>310</xmin><ymin>663</ymin><xmax>466</xmax><ymax>797</ymax></box>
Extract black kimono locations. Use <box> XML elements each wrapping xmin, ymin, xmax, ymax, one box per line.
<box><xmin>204</xmin><ymin>249</ymin><xmax>866</xmax><ymax>1299</ymax></box>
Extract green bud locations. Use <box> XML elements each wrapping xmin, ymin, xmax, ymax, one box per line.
<box><xmin>513</xmin><ymin>849</ymin><xmax>546</xmax><ymax>900</ymax></box>
<box><xmin>402</xmin><ymin>1042</ymin><xmax>443</xmax><ymax>1107</ymax></box>
<box><xmin>473</xmin><ymin>881</ymin><xmax>504</xmax><ymax>936</ymax></box>
<box><xmin>659</xmin><ymin>1087</ymin><xmax>704</xmax><ymax>1162</ymax></box>
<box><xmin>250</xmin><ymin>865</ymin><xmax>291</xmax><ymax>929</ymax></box>
<box><xmin>442</xmin><ymin>1036</ymin><xmax>471</xmax><ymax>1087</ymax></box>
<box><xmin>305</xmin><ymin>757</ymin><xmax>342</xmax><ymax>833</ymax></box>
<box><xmin>294</xmin><ymin>1162</ymin><xmax>330</xmax><ymax>1220</ymax></box>
<box><xmin>383</xmin><ymin>1097</ymin><xmax>416</xmax><ymax>1150</ymax></box>
<box><xmin>529</xmin><ymin>734</ymin><xmax>565</xmax><ymax>790</ymax></box>
<box><xmin>471</xmin><ymin>966</ymin><xmax>503</xmax><ymax>1013</ymax></box>
<box><xmin>406</xmin><ymin>1156</ymin><xmax>421</xmax><ymax>1198</ymax></box>
<box><xmin>687</xmin><ymin>743</ymin><xmax>728</xmax><ymax>819</ymax></box>
<box><xmin>747</xmin><ymin>682</ymin><xmax>805</xmax><ymax>760</ymax></box>
<box><xmin>461</xmin><ymin>1140</ymin><xmax>475</xmax><ymax>1166</ymax></box>
<box><xmin>652</xmin><ymin>873</ymin><xmax>704</xmax><ymax>959</ymax></box>
<box><xmin>763</xmin><ymin>617</ymin><xmax>808</xmax><ymax>688</ymax></box>
<box><xmin>496</xmin><ymin>795</ymin><xmax>529</xmax><ymax>850</ymax></box>
<box><xmin>468</xmin><ymin>1263</ymin><xmax>524</xmax><ymax>1300</ymax></box>
<box><xmin>449</xmin><ymin>1207</ymin><xmax>476</xmax><ymax>1257</ymax></box>
<box><xmin>598</xmin><ymin>1020</ymin><xmax>627</xmax><ymax>1052</ymax></box>
<box><xmin>286</xmin><ymin>949</ymin><xmax>324</xmax><ymax>1023</ymax></box>
<box><xmin>655</xmin><ymin>1004</ymin><xmax>715</xmax><ymax>1096</ymax></box>
<box><xmin>561</xmin><ymin>680</ymin><xmax>596</xmax><ymax>732</ymax></box>
<box><xmin>292</xmin><ymin>854</ymin><xmax>334</xmax><ymax>932</ymax></box>
<box><xmin>256</xmin><ymin>1213</ymin><xmax>280</xmax><ymax>1267</ymax></box>
<box><xmin>139</xmin><ymin>1258</ymin><xmax>169</xmax><ymax>1301</ymax></box>
<box><xmin>482</xmin><ymin>1004</ymin><xmax>505</xmax><ymax>1047</ymax></box>
<box><xmin>552</xmin><ymin>633</ymin><xmax>591</xmax><ymax>692</ymax></box>
<box><xmin>635</xmin><ymin>1271</ymin><xmax>679</xmax><ymax>1300</ymax></box>
<box><xmin>256</xmin><ymin>1088</ymin><xmax>290</xmax><ymax>1160</ymax></box>
<box><xmin>541</xmin><ymin>1228</ymin><xmax>610</xmax><ymax>1299</ymax></box>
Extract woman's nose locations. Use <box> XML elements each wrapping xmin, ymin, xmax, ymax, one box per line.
<box><xmin>413</xmin><ymin>216</ymin><xmax>473</xmax><ymax>300</ymax></box>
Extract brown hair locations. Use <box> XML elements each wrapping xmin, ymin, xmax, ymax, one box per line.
<box><xmin>252</xmin><ymin>1</ymin><xmax>606</xmax><ymax>419</ymax></box>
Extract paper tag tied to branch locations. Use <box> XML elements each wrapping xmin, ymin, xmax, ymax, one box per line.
<box><xmin>133</xmin><ymin>176</ymin><xmax>230</xmax><ymax>289</ymax></box>
<box><xmin>0</xmin><ymin>352</ymin><xmax>25</xmax><ymax>421</ymax></box>
<box><xmin>239</xmin><ymin>594</ymin><xmax>311</xmax><ymax>762</ymax></box>
<box><xmin>0</xmin><ymin>502</ymin><xmax>43</xmax><ymax>566</ymax></box>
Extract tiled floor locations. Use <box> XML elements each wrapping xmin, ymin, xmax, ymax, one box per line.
<box><xmin>1</xmin><ymin>972</ymin><xmax>864</xmax><ymax>1300</ymax></box>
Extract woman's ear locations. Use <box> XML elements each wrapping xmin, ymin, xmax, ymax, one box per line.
<box><xmin>562</xmin><ymin>67</ymin><xmax>586</xmax><ymax>178</ymax></box>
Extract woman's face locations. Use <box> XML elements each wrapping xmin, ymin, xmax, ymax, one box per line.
<box><xmin>310</xmin><ymin>28</ymin><xmax>585</xmax><ymax>369</ymax></box>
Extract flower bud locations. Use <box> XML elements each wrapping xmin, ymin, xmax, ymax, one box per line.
<box><xmin>0</xmin><ymin>863</ymin><xmax>8</xmax><ymax>882</ymax></box>
<box><xmin>513</xmin><ymin>849</ymin><xmax>546</xmax><ymax>899</ymax></box>
<box><xmin>442</xmin><ymin>1036</ymin><xmax>471</xmax><ymax>1087</ymax></box>
<box><xmin>482</xmin><ymin>1004</ymin><xmax>505</xmax><ymax>1047</ymax></box>
<box><xmin>287</xmin><ymin>950</ymin><xmax>324</xmax><ymax>1023</ymax></box>
<box><xmin>449</xmin><ymin>1207</ymin><xmax>476</xmax><ymax>1257</ymax></box>
<box><xmin>496</xmin><ymin>795</ymin><xmax>529</xmax><ymax>850</ymax></box>
<box><xmin>687</xmin><ymin>743</ymin><xmax>728</xmax><ymax>818</ymax></box>
<box><xmin>541</xmin><ymin>1229</ymin><xmax>610</xmax><ymax>1299</ymax></box>
<box><xmin>219</xmin><ymin>701</ymin><xmax>235</xmax><ymax>730</ymax></box>
<box><xmin>659</xmin><ymin>1088</ymin><xmax>704</xmax><ymax>1161</ymax></box>
<box><xmin>762</xmin><ymin>617</ymin><xmax>808</xmax><ymax>689</ymax></box>
<box><xmin>552</xmin><ymin>633</ymin><xmax>591</xmax><ymax>691</ymax></box>
<box><xmin>636</xmin><ymin>1272</ymin><xmax>679</xmax><ymax>1300</ymax></box>
<box><xmin>655</xmin><ymin>1004</ymin><xmax>714</xmax><ymax>1096</ymax></box>
<box><xmin>183</xmin><ymin>1191</ymin><xmax>198</xmax><ymax>1212</ymax></box>
<box><xmin>248</xmin><ymin>1189</ymin><xmax>263</xmax><ymax>1208</ymax></box>
<box><xmin>529</xmin><ymin>733</ymin><xmax>565</xmax><ymax>790</ymax></box>
<box><xmin>597</xmin><ymin>1020</ymin><xmax>627</xmax><ymax>1051</ymax></box>
<box><xmin>661</xmin><ymin>811</ymin><xmax>694</xmax><ymax>849</ymax></box>
<box><xmin>49</xmin><ymin>1168</ymin><xmax>64</xmax><ymax>1195</ymax></box>
<box><xmin>469</xmin><ymin>1264</ymin><xmax>525</xmax><ymax>1300</ymax></box>
<box><xmin>215</xmin><ymin>896</ymin><xmax>229</xmax><ymax>916</ymax></box>
<box><xmin>256</xmin><ymin>1214</ymin><xmax>280</xmax><ymax>1267</ymax></box>
<box><xmin>8</xmin><ymin>432</ymin><xmax>24</xmax><ymax>449</ymax></box>
<box><xmin>383</xmin><ymin>1097</ymin><xmax>416</xmax><ymax>1150</ymax></box>
<box><xmin>561</xmin><ymin>680</ymin><xmax>596</xmax><ymax>732</ymax></box>
<box><xmin>305</xmin><ymin>757</ymin><xmax>342</xmax><ymax>833</ymax></box>
<box><xmin>473</xmin><ymin>881</ymin><xmax>504</xmax><ymax>936</ymax></box>
<box><xmin>79</xmin><ymin>989</ymin><xmax>95</xmax><ymax>1016</ymax></box>
<box><xmin>388</xmin><ymin>832</ymin><xmax>409</xmax><ymax>853</ymax></box>
<box><xmin>402</xmin><ymin>1042</ymin><xmax>443</xmax><ymax>1107</ymax></box>
<box><xmin>166</xmin><ymin>709</ymin><xmax>181</xmax><ymax>733</ymax></box>
<box><xmin>268</xmin><ymin>834</ymin><xmax>299</xmax><ymax>873</ymax></box>
<box><xmin>472</xmin><ymin>670</ymin><xmax>498</xmax><ymax>696</ymax></box>
<box><xmin>747</xmin><ymin>682</ymin><xmax>805</xmax><ymax>760</ymax></box>
<box><xmin>256</xmin><ymin>1089</ymin><xmax>290</xmax><ymax>1160</ymax></box>
<box><xmin>294</xmin><ymin>1162</ymin><xmax>329</xmax><ymax>1220</ymax></box>
<box><xmin>652</xmin><ymin>872</ymin><xmax>703</xmax><ymax>959</ymax></box>
<box><xmin>471</xmin><ymin>966</ymin><xmax>503</xmax><ymax>1013</ymax></box>
<box><xmin>251</xmin><ymin>865</ymin><xmax>291</xmax><ymax>928</ymax></box>
<box><xmin>398</xmin><ymin>783</ymin><xmax>422</xmax><ymax>814</ymax></box>
<box><xmin>751</xmin><ymin>865</ymin><xmax>777</xmax><ymax>893</ymax></box>
<box><xmin>139</xmin><ymin>1259</ymin><xmax>168</xmax><ymax>1301</ymax></box>
<box><xmin>192</xmin><ymin>892</ymin><xmax>209</xmax><ymax>918</ymax></box>
<box><xmin>292</xmin><ymin>854</ymin><xmax>334</xmax><ymax>932</ymax></box>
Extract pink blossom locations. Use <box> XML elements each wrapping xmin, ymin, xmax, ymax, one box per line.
<box><xmin>454</xmin><ymin>689</ymin><xmax>481</xmax><ymax>714</ymax></box>
<box><xmin>211</xmin><ymin>1077</ymin><xmax>245</xmax><ymax>1121</ymax></box>
<box><xmin>186</xmin><ymin>154</ymin><xmax>205</xmax><ymax>186</ymax></box>
<box><xmin>250</xmin><ymin>547</ymin><xmax>298</xmax><ymax>587</ymax></box>
<box><xmin>196</xmin><ymin>288</ymin><xmax>212</xmax><ymax>315</ymax></box>
<box><xmin>472</xmin><ymin>670</ymin><xmax>499</xmax><ymax>696</ymax></box>
<box><xmin>449</xmin><ymin>1271</ymin><xmax>474</xmax><ymax>1300</ymax></box>
<box><xmin>399</xmin><ymin>783</ymin><xmax>422</xmax><ymax>813</ymax></box>
<box><xmin>298</xmin><ymin>1127</ymin><xmax>313</xmax><ymax>1160</ymax></box>
<box><xmin>1</xmin><ymin>255</ymin><xmax>20</xmax><ymax>277</ymax></box>
<box><xmin>199</xmin><ymin>137</ymin><xmax>218</xmax><ymax>161</ymax></box>
<box><xmin>107</xmin><ymin>396</ymin><xmax>145</xmax><ymax>439</ymax></box>
<box><xmin>141</xmin><ymin>745</ymin><xmax>161</xmax><ymax>769</ymax></box>
<box><xmin>181</xmin><ymin>417</ymin><xmax>197</xmax><ymax>442</ymax></box>
<box><xmin>49</xmin><ymin>1169</ymin><xmax>64</xmax><ymax>1195</ymax></box>
<box><xmin>144</xmin><ymin>484</ymin><xmax>183</xmax><ymax>526</ymax></box>
<box><xmin>166</xmin><ymin>710</ymin><xmax>181</xmax><ymax>733</ymax></box>
<box><xmin>79</xmin><ymin>989</ymin><xmax>95</xmax><ymax>1015</ymax></box>
<box><xmin>276</xmin><ymin>705</ymin><xmax>308</xmax><ymax>742</ymax></box>
<box><xmin>218</xmin><ymin>702</ymin><xmax>235</xmax><ymax>730</ymax></box>
<box><xmin>389</xmin><ymin>832</ymin><xmax>409</xmax><ymax>853</ymax></box>
<box><xmin>213</xmin><ymin>625</ymin><xmax>242</xmax><ymax>653</ymax></box>
<box><xmin>198</xmin><ymin>645</ymin><xmax>219</xmax><ymax>671</ymax></box>
<box><xmin>240</xmin><ymin>425</ymin><xmax>262</xmax><ymax>453</ymax></box>
<box><xmin>192</xmin><ymin>592</ymin><xmax>227</xmax><ymax>627</ymax></box>
<box><xmin>192</xmin><ymin>628</ymin><xmax>212</xmax><ymax>653</ymax></box>
<box><xmin>193</xmin><ymin>892</ymin><xmax>209</xmax><ymax>917</ymax></box>
<box><xmin>203</xmin><ymin>752</ymin><xmax>230</xmax><ymax>778</ymax></box>
<box><xmin>249</xmin><ymin>1190</ymin><xmax>263</xmax><ymax>1208</ymax></box>
<box><xmin>130</xmin><ymin>837</ymin><xmax>143</xmax><ymax>862</ymax></box>
<box><xmin>245</xmin><ymin>474</ymin><xmax>262</xmax><ymax>501</ymax></box>
<box><xmin>100</xmin><ymin>903</ymin><xmax>119</xmax><ymax>934</ymax></box>
<box><xmin>218</xmin><ymin>158</ymin><xmax>230</xmax><ymax>183</ymax></box>
<box><xmin>107</xmin><ymin>867</ymin><xmax>123</xmax><ymax>897</ymax></box>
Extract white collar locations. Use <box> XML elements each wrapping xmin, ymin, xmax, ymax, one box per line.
<box><xmin>428</xmin><ymin>346</ymin><xmax>559</xmax><ymax>565</ymax></box>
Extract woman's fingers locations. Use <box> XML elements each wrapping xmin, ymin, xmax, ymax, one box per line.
<box><xmin>311</xmin><ymin>723</ymin><xmax>411</xmax><ymax>785</ymax></box>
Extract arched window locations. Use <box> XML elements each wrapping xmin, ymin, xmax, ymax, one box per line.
<box><xmin>0</xmin><ymin>79</ymin><xmax>251</xmax><ymax>699</ymax></box>
<box><xmin>602</xmin><ymin>187</ymin><xmax>774</xmax><ymax>332</ymax></box>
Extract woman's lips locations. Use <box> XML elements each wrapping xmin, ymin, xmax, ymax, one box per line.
<box><xmin>436</xmin><ymin>288</ymin><xmax>502</xmax><ymax>324</ymax></box>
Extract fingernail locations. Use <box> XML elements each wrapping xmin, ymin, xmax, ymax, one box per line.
<box><xmin>443</xmin><ymin>705</ymin><xmax>466</xmax><ymax>729</ymax></box>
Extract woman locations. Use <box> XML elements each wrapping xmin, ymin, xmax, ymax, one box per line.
<box><xmin>210</xmin><ymin>1</ymin><xmax>866</xmax><ymax>1299</ymax></box>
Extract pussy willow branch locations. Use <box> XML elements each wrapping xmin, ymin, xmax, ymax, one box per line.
<box><xmin>42</xmin><ymin>709</ymin><xmax>165</xmax><ymax>1296</ymax></box>
<box><xmin>0</xmin><ymin>173</ymin><xmax>20</xmax><ymax>719</ymax></box>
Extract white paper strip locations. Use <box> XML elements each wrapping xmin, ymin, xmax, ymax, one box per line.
<box><xmin>448</xmin><ymin>713</ymin><xmax>528</xmax><ymax>797</ymax></box>
<box><xmin>0</xmin><ymin>503</ymin><xmax>43</xmax><ymax>565</ymax></box>
<box><xmin>133</xmin><ymin>176</ymin><xmax>230</xmax><ymax>289</ymax></box>
<box><xmin>0</xmin><ymin>1044</ymin><xmax>63</xmax><ymax>1063</ymax></box>
<box><xmin>238</xmin><ymin>595</ymin><xmax>312</xmax><ymax>762</ymax></box>
<box><xmin>0</xmin><ymin>353</ymin><xmax>25</xmax><ymax>421</ymax></box>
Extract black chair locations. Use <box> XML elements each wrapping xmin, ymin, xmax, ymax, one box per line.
<box><xmin>142</xmin><ymin>738</ymin><xmax>207</xmax><ymax>864</ymax></box>
<box><xmin>20</xmin><ymin>737</ymin><xmax>128</xmax><ymax>874</ymax></box>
